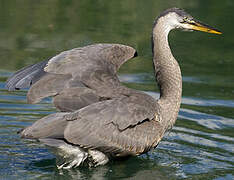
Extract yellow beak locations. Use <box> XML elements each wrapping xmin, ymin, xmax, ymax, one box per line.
<box><xmin>189</xmin><ymin>21</ymin><xmax>222</xmax><ymax>35</ymax></box>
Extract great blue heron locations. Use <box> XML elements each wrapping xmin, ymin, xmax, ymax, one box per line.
<box><xmin>6</xmin><ymin>7</ymin><xmax>221</xmax><ymax>169</ymax></box>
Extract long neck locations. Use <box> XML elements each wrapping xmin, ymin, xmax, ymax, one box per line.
<box><xmin>152</xmin><ymin>19</ymin><xmax>182</xmax><ymax>123</ymax></box>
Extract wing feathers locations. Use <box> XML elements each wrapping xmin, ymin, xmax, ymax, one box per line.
<box><xmin>53</xmin><ymin>87</ymin><xmax>100</xmax><ymax>112</ymax></box>
<box><xmin>64</xmin><ymin>95</ymin><xmax>160</xmax><ymax>155</ymax></box>
<box><xmin>6</xmin><ymin>60</ymin><xmax>48</xmax><ymax>91</ymax></box>
<box><xmin>27</xmin><ymin>73</ymin><xmax>71</xmax><ymax>104</ymax></box>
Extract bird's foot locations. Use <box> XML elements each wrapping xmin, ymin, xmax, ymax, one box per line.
<box><xmin>57</xmin><ymin>157</ymin><xmax>83</xmax><ymax>169</ymax></box>
<box><xmin>55</xmin><ymin>144</ymin><xmax>88</xmax><ymax>169</ymax></box>
<box><xmin>88</xmin><ymin>149</ymin><xmax>109</xmax><ymax>167</ymax></box>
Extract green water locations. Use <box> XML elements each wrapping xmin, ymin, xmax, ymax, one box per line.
<box><xmin>0</xmin><ymin>0</ymin><xmax>233</xmax><ymax>179</ymax></box>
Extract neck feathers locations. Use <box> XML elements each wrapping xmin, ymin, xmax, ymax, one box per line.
<box><xmin>152</xmin><ymin>17</ymin><xmax>182</xmax><ymax>122</ymax></box>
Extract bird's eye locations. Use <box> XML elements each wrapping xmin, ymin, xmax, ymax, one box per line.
<box><xmin>182</xmin><ymin>17</ymin><xmax>194</xmax><ymax>24</ymax></box>
<box><xmin>183</xmin><ymin>17</ymin><xmax>188</xmax><ymax>22</ymax></box>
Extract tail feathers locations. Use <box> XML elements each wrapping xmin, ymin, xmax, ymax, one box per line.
<box><xmin>19</xmin><ymin>112</ymin><xmax>68</xmax><ymax>139</ymax></box>
<box><xmin>6</xmin><ymin>60</ymin><xmax>48</xmax><ymax>91</ymax></box>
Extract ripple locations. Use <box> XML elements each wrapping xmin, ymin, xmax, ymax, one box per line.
<box><xmin>145</xmin><ymin>91</ymin><xmax>234</xmax><ymax>108</ymax></box>
<box><xmin>179</xmin><ymin>108</ymin><xmax>234</xmax><ymax>130</ymax></box>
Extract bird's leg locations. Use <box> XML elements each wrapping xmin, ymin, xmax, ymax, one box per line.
<box><xmin>88</xmin><ymin>149</ymin><xmax>109</xmax><ymax>167</ymax></box>
<box><xmin>57</xmin><ymin>161</ymin><xmax>70</xmax><ymax>169</ymax></box>
<box><xmin>62</xmin><ymin>159</ymin><xmax>81</xmax><ymax>169</ymax></box>
<box><xmin>57</xmin><ymin>151</ymin><xmax>88</xmax><ymax>169</ymax></box>
<box><xmin>54</xmin><ymin>143</ymin><xmax>88</xmax><ymax>169</ymax></box>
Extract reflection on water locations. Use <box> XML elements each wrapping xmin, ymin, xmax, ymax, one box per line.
<box><xmin>0</xmin><ymin>0</ymin><xmax>234</xmax><ymax>179</ymax></box>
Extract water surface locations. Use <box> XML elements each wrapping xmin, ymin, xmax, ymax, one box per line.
<box><xmin>0</xmin><ymin>1</ymin><xmax>233</xmax><ymax>179</ymax></box>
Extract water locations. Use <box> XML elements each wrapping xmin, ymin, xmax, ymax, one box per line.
<box><xmin>0</xmin><ymin>1</ymin><xmax>233</xmax><ymax>179</ymax></box>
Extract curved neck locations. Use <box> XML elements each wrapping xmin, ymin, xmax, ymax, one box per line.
<box><xmin>152</xmin><ymin>19</ymin><xmax>182</xmax><ymax>119</ymax></box>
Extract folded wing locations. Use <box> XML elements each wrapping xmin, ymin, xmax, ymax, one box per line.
<box><xmin>64</xmin><ymin>94</ymin><xmax>162</xmax><ymax>156</ymax></box>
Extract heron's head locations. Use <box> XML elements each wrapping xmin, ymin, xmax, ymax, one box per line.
<box><xmin>154</xmin><ymin>8</ymin><xmax>222</xmax><ymax>35</ymax></box>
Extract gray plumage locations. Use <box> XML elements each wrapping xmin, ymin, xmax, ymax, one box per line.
<box><xmin>21</xmin><ymin>112</ymin><xmax>68</xmax><ymax>139</ymax></box>
<box><xmin>7</xmin><ymin>43</ymin><xmax>137</xmax><ymax>111</ymax></box>
<box><xmin>7</xmin><ymin>7</ymin><xmax>221</xmax><ymax>168</ymax></box>
<box><xmin>6</xmin><ymin>60</ymin><xmax>48</xmax><ymax>91</ymax></box>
